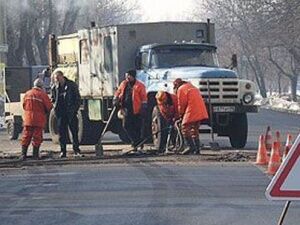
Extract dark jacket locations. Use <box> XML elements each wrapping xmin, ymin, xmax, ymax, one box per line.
<box><xmin>51</xmin><ymin>77</ymin><xmax>81</xmax><ymax>118</ymax></box>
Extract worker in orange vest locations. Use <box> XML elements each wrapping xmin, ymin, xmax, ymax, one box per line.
<box><xmin>21</xmin><ymin>78</ymin><xmax>53</xmax><ymax>160</ymax></box>
<box><xmin>155</xmin><ymin>91</ymin><xmax>180</xmax><ymax>153</ymax></box>
<box><xmin>173</xmin><ymin>78</ymin><xmax>208</xmax><ymax>155</ymax></box>
<box><xmin>114</xmin><ymin>70</ymin><xmax>147</xmax><ymax>149</ymax></box>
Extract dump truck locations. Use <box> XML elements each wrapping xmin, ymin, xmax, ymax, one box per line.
<box><xmin>48</xmin><ymin>20</ymin><xmax>258</xmax><ymax>148</ymax></box>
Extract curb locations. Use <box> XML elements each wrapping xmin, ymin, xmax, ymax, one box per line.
<box><xmin>261</xmin><ymin>105</ymin><xmax>300</xmax><ymax>115</ymax></box>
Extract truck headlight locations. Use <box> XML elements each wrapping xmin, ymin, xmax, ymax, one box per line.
<box><xmin>243</xmin><ymin>93</ymin><xmax>253</xmax><ymax>104</ymax></box>
<box><xmin>245</xmin><ymin>83</ymin><xmax>251</xmax><ymax>90</ymax></box>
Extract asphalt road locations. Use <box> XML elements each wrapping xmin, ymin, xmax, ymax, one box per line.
<box><xmin>0</xmin><ymin>162</ymin><xmax>299</xmax><ymax>225</ymax></box>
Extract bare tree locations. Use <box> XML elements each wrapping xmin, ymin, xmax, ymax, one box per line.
<box><xmin>193</xmin><ymin>0</ymin><xmax>300</xmax><ymax>100</ymax></box>
<box><xmin>5</xmin><ymin>0</ymin><xmax>140</xmax><ymax>66</ymax></box>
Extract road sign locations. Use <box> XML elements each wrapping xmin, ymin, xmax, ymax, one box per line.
<box><xmin>266</xmin><ymin>133</ymin><xmax>300</xmax><ymax>200</ymax></box>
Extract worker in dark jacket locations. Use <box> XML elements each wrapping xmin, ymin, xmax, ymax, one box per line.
<box><xmin>114</xmin><ymin>70</ymin><xmax>147</xmax><ymax>150</ymax></box>
<box><xmin>21</xmin><ymin>78</ymin><xmax>52</xmax><ymax>160</ymax></box>
<box><xmin>51</xmin><ymin>70</ymin><xmax>82</xmax><ymax>158</ymax></box>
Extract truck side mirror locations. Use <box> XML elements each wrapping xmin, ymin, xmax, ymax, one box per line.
<box><xmin>231</xmin><ymin>54</ymin><xmax>238</xmax><ymax>68</ymax></box>
<box><xmin>135</xmin><ymin>55</ymin><xmax>142</xmax><ymax>70</ymax></box>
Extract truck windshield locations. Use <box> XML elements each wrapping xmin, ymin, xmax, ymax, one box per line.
<box><xmin>150</xmin><ymin>47</ymin><xmax>219</xmax><ymax>68</ymax></box>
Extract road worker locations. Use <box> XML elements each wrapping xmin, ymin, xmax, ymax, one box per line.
<box><xmin>51</xmin><ymin>70</ymin><xmax>82</xmax><ymax>158</ymax></box>
<box><xmin>173</xmin><ymin>78</ymin><xmax>208</xmax><ymax>155</ymax></box>
<box><xmin>21</xmin><ymin>78</ymin><xmax>53</xmax><ymax>160</ymax></box>
<box><xmin>155</xmin><ymin>91</ymin><xmax>180</xmax><ymax>153</ymax></box>
<box><xmin>114</xmin><ymin>69</ymin><xmax>147</xmax><ymax>150</ymax></box>
<box><xmin>155</xmin><ymin>91</ymin><xmax>179</xmax><ymax>123</ymax></box>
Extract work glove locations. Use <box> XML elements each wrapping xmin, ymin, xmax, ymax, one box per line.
<box><xmin>113</xmin><ymin>96</ymin><xmax>120</xmax><ymax>107</ymax></box>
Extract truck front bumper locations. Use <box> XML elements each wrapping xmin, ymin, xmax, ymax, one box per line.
<box><xmin>207</xmin><ymin>104</ymin><xmax>258</xmax><ymax>114</ymax></box>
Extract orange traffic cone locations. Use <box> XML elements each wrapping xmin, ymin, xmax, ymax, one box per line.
<box><xmin>265</xmin><ymin>126</ymin><xmax>272</xmax><ymax>152</ymax></box>
<box><xmin>256</xmin><ymin>135</ymin><xmax>269</xmax><ymax>165</ymax></box>
<box><xmin>267</xmin><ymin>142</ymin><xmax>282</xmax><ymax>175</ymax></box>
<box><xmin>283</xmin><ymin>134</ymin><xmax>293</xmax><ymax>159</ymax></box>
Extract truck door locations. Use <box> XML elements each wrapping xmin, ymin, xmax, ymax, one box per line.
<box><xmin>78</xmin><ymin>30</ymin><xmax>92</xmax><ymax>97</ymax></box>
<box><xmin>98</xmin><ymin>30</ymin><xmax>117</xmax><ymax>97</ymax></box>
<box><xmin>90</xmin><ymin>29</ymin><xmax>104</xmax><ymax>97</ymax></box>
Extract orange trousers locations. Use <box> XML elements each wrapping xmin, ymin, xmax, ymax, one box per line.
<box><xmin>181</xmin><ymin>121</ymin><xmax>200</xmax><ymax>139</ymax></box>
<box><xmin>21</xmin><ymin>126</ymin><xmax>43</xmax><ymax>147</ymax></box>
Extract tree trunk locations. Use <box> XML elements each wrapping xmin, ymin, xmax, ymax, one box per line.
<box><xmin>290</xmin><ymin>75</ymin><xmax>298</xmax><ymax>102</ymax></box>
<box><xmin>277</xmin><ymin>73</ymin><xmax>282</xmax><ymax>95</ymax></box>
<box><xmin>13</xmin><ymin>11</ymin><xmax>28</xmax><ymax>66</ymax></box>
<box><xmin>25</xmin><ymin>35</ymin><xmax>36</xmax><ymax>65</ymax></box>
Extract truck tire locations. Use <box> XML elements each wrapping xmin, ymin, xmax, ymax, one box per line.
<box><xmin>72</xmin><ymin>109</ymin><xmax>104</xmax><ymax>145</ymax></box>
<box><xmin>7</xmin><ymin>120</ymin><xmax>20</xmax><ymax>140</ymax></box>
<box><xmin>151</xmin><ymin>106</ymin><xmax>168</xmax><ymax>152</ymax></box>
<box><xmin>49</xmin><ymin>109</ymin><xmax>60</xmax><ymax>144</ymax></box>
<box><xmin>229</xmin><ymin>113</ymin><xmax>248</xmax><ymax>149</ymax></box>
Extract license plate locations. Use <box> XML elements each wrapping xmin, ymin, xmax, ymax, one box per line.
<box><xmin>213</xmin><ymin>106</ymin><xmax>235</xmax><ymax>112</ymax></box>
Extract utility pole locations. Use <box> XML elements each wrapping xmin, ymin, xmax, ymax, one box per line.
<box><xmin>0</xmin><ymin>0</ymin><xmax>7</xmax><ymax>126</ymax></box>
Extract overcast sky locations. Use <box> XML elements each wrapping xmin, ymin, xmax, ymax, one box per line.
<box><xmin>137</xmin><ymin>0</ymin><xmax>195</xmax><ymax>21</ymax></box>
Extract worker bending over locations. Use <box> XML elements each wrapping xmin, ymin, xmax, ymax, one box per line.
<box><xmin>155</xmin><ymin>91</ymin><xmax>179</xmax><ymax>153</ymax></box>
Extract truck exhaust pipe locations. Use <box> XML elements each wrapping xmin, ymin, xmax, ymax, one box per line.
<box><xmin>207</xmin><ymin>18</ymin><xmax>211</xmax><ymax>44</ymax></box>
<box><xmin>48</xmin><ymin>34</ymin><xmax>57</xmax><ymax>72</ymax></box>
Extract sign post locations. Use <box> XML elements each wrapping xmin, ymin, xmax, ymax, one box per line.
<box><xmin>265</xmin><ymin>133</ymin><xmax>300</xmax><ymax>225</ymax></box>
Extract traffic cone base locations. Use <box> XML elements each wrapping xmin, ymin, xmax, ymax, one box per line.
<box><xmin>267</xmin><ymin>142</ymin><xmax>282</xmax><ymax>175</ymax></box>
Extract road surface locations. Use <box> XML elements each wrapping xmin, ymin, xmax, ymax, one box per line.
<box><xmin>0</xmin><ymin>162</ymin><xmax>299</xmax><ymax>225</ymax></box>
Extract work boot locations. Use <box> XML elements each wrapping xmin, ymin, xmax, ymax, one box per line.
<box><xmin>60</xmin><ymin>148</ymin><xmax>67</xmax><ymax>158</ymax></box>
<box><xmin>74</xmin><ymin>152</ymin><xmax>84</xmax><ymax>158</ymax></box>
<box><xmin>181</xmin><ymin>138</ymin><xmax>195</xmax><ymax>155</ymax></box>
<box><xmin>20</xmin><ymin>146</ymin><xmax>28</xmax><ymax>161</ymax></box>
<box><xmin>32</xmin><ymin>146</ymin><xmax>40</xmax><ymax>160</ymax></box>
<box><xmin>194</xmin><ymin>138</ymin><xmax>201</xmax><ymax>155</ymax></box>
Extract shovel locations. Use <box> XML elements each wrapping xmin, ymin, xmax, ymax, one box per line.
<box><xmin>207</xmin><ymin>81</ymin><xmax>220</xmax><ymax>151</ymax></box>
<box><xmin>95</xmin><ymin>106</ymin><xmax>117</xmax><ymax>156</ymax></box>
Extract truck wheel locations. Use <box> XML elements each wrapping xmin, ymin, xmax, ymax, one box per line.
<box><xmin>49</xmin><ymin>109</ymin><xmax>60</xmax><ymax>144</ymax></box>
<box><xmin>73</xmin><ymin>109</ymin><xmax>104</xmax><ymax>145</ymax></box>
<box><xmin>7</xmin><ymin>120</ymin><xmax>20</xmax><ymax>140</ymax></box>
<box><xmin>229</xmin><ymin>113</ymin><xmax>248</xmax><ymax>149</ymax></box>
<box><xmin>152</xmin><ymin>106</ymin><xmax>168</xmax><ymax>152</ymax></box>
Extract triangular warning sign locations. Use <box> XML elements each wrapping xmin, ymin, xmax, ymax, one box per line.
<box><xmin>266</xmin><ymin>133</ymin><xmax>300</xmax><ymax>200</ymax></box>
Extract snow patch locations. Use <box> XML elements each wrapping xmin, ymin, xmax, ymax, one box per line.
<box><xmin>255</xmin><ymin>93</ymin><xmax>300</xmax><ymax>114</ymax></box>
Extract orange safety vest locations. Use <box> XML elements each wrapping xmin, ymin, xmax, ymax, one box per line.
<box><xmin>177</xmin><ymin>82</ymin><xmax>208</xmax><ymax>125</ymax></box>
<box><xmin>23</xmin><ymin>88</ymin><xmax>53</xmax><ymax>128</ymax></box>
<box><xmin>157</xmin><ymin>93</ymin><xmax>179</xmax><ymax>122</ymax></box>
<box><xmin>115</xmin><ymin>79</ymin><xmax>147</xmax><ymax>115</ymax></box>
